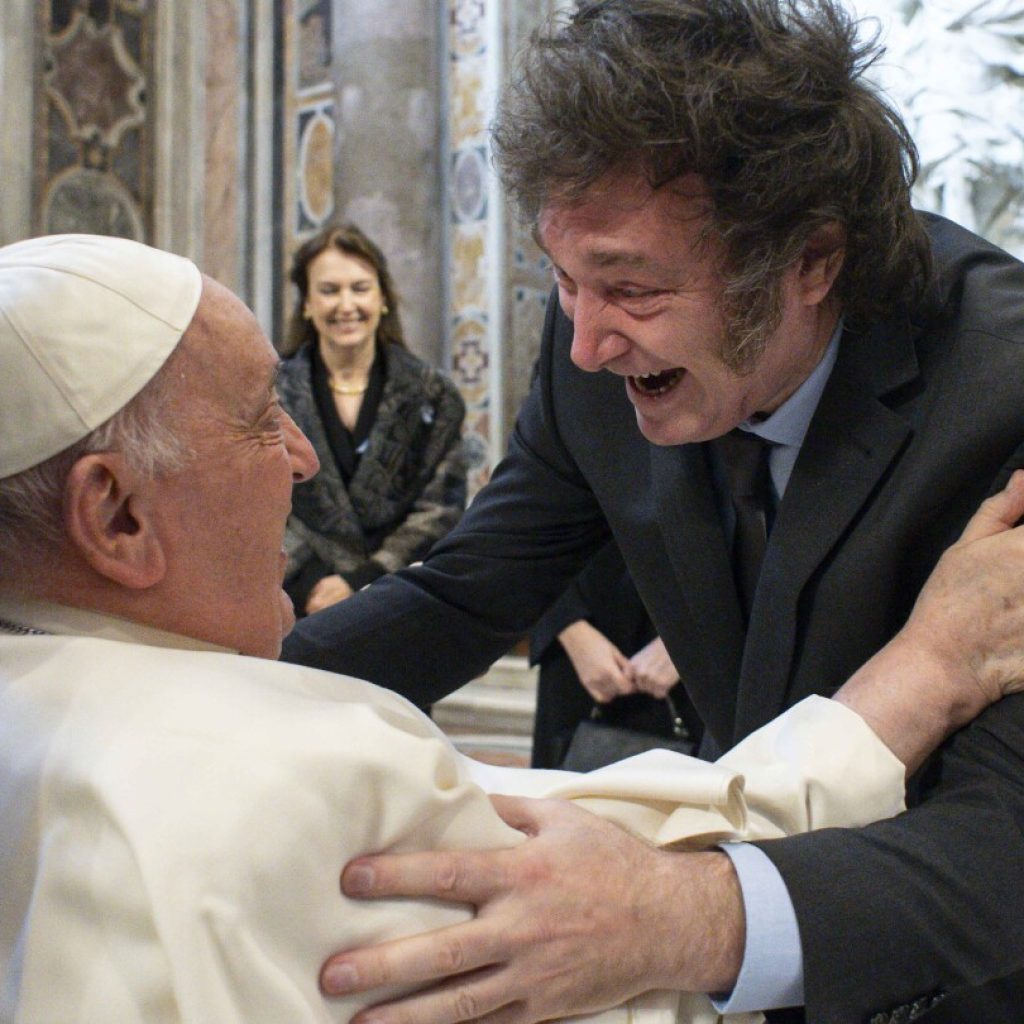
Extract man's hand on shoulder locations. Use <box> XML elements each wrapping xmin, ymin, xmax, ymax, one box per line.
<box><xmin>320</xmin><ymin>797</ymin><xmax>744</xmax><ymax>1024</ymax></box>
<box><xmin>836</xmin><ymin>470</ymin><xmax>1024</xmax><ymax>773</ymax></box>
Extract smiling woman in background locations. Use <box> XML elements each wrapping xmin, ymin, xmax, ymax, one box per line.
<box><xmin>279</xmin><ymin>223</ymin><xmax>467</xmax><ymax>617</ymax></box>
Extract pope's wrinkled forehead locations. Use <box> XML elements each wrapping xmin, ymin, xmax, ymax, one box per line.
<box><xmin>0</xmin><ymin>233</ymin><xmax>202</xmax><ymax>479</ymax></box>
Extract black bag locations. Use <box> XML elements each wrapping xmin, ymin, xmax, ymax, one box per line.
<box><xmin>560</xmin><ymin>692</ymin><xmax>696</xmax><ymax>772</ymax></box>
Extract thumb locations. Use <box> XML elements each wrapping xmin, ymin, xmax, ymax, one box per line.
<box><xmin>958</xmin><ymin>470</ymin><xmax>1024</xmax><ymax>545</ymax></box>
<box><xmin>491</xmin><ymin>794</ymin><xmax>598</xmax><ymax>837</ymax></box>
<box><xmin>490</xmin><ymin>793</ymin><xmax>548</xmax><ymax>835</ymax></box>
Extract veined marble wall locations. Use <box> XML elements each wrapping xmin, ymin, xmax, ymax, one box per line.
<box><xmin>289</xmin><ymin>1</ymin><xmax>445</xmax><ymax>366</ymax></box>
<box><xmin>0</xmin><ymin>4</ymin><xmax>34</xmax><ymax>246</ymax></box>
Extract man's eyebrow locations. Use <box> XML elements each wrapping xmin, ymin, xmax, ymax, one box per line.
<box><xmin>586</xmin><ymin>249</ymin><xmax>658</xmax><ymax>270</ymax></box>
<box><xmin>530</xmin><ymin>227</ymin><xmax>665</xmax><ymax>275</ymax></box>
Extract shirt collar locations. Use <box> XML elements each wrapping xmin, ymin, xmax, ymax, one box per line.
<box><xmin>740</xmin><ymin>319</ymin><xmax>843</xmax><ymax>450</ymax></box>
<box><xmin>0</xmin><ymin>595</ymin><xmax>234</xmax><ymax>653</ymax></box>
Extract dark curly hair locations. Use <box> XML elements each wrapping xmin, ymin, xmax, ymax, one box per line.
<box><xmin>282</xmin><ymin>222</ymin><xmax>406</xmax><ymax>358</ymax></box>
<box><xmin>492</xmin><ymin>0</ymin><xmax>932</xmax><ymax>367</ymax></box>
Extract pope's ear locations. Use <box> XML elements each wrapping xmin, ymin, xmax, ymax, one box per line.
<box><xmin>798</xmin><ymin>221</ymin><xmax>846</xmax><ymax>306</ymax></box>
<box><xmin>63</xmin><ymin>453</ymin><xmax>166</xmax><ymax>589</ymax></box>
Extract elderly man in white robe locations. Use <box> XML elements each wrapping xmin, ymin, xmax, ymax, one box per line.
<box><xmin>1</xmin><ymin>234</ymin><xmax>1024</xmax><ymax>1024</ymax></box>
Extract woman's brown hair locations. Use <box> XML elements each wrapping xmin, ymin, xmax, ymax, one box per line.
<box><xmin>282</xmin><ymin>222</ymin><xmax>406</xmax><ymax>358</ymax></box>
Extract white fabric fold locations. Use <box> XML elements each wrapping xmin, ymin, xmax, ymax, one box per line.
<box><xmin>0</xmin><ymin>619</ymin><xmax>904</xmax><ymax>1024</ymax></box>
<box><xmin>466</xmin><ymin>697</ymin><xmax>905</xmax><ymax>1024</ymax></box>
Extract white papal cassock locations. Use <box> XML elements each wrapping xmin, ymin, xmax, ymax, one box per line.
<box><xmin>0</xmin><ymin>599</ymin><xmax>904</xmax><ymax>1024</ymax></box>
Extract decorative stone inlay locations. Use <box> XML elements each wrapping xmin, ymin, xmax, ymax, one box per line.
<box><xmin>298</xmin><ymin>106</ymin><xmax>335</xmax><ymax>229</ymax></box>
<box><xmin>33</xmin><ymin>2</ymin><xmax>152</xmax><ymax>244</ymax></box>
<box><xmin>452</xmin><ymin>146</ymin><xmax>488</xmax><ymax>223</ymax></box>
<box><xmin>45</xmin><ymin>10</ymin><xmax>145</xmax><ymax>150</ymax></box>
<box><xmin>452</xmin><ymin>0</ymin><xmax>486</xmax><ymax>56</ymax></box>
<box><xmin>452</xmin><ymin>329</ymin><xmax>489</xmax><ymax>386</ymax></box>
<box><xmin>460</xmin><ymin>430</ymin><xmax>490</xmax><ymax>474</ymax></box>
<box><xmin>298</xmin><ymin>0</ymin><xmax>332</xmax><ymax>89</ymax></box>
<box><xmin>446</xmin><ymin>0</ymin><xmax>501</xmax><ymax>492</ymax></box>
<box><xmin>42</xmin><ymin>165</ymin><xmax>143</xmax><ymax>239</ymax></box>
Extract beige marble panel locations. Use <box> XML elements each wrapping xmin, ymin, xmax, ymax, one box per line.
<box><xmin>330</xmin><ymin>1</ymin><xmax>444</xmax><ymax>364</ymax></box>
<box><xmin>153</xmin><ymin>3</ymin><xmax>206</xmax><ymax>259</ymax></box>
<box><xmin>500</xmin><ymin>0</ymin><xmax>562</xmax><ymax>447</ymax></box>
<box><xmin>0</xmin><ymin>0</ymin><xmax>36</xmax><ymax>244</ymax></box>
<box><xmin>203</xmin><ymin>0</ymin><xmax>242</xmax><ymax>291</ymax></box>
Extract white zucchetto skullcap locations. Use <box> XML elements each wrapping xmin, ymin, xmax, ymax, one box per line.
<box><xmin>0</xmin><ymin>233</ymin><xmax>202</xmax><ymax>479</ymax></box>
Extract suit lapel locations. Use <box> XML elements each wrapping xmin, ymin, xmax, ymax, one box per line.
<box><xmin>732</xmin><ymin>319</ymin><xmax>921</xmax><ymax>740</ymax></box>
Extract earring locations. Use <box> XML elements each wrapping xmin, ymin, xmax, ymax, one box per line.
<box><xmin>303</xmin><ymin>306</ymin><xmax>312</xmax><ymax>320</ymax></box>
<box><xmin>382</xmin><ymin>304</ymin><xmax>390</xmax><ymax>315</ymax></box>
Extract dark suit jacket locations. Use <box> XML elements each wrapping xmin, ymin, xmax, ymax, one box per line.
<box><xmin>282</xmin><ymin>215</ymin><xmax>1024</xmax><ymax>1022</ymax></box>
<box><xmin>280</xmin><ymin>342</ymin><xmax>467</xmax><ymax>600</ymax></box>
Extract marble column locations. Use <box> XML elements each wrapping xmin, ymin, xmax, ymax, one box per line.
<box><xmin>328</xmin><ymin>0</ymin><xmax>445</xmax><ymax>367</ymax></box>
<box><xmin>445</xmin><ymin>0</ymin><xmax>506</xmax><ymax>491</ymax></box>
<box><xmin>0</xmin><ymin>0</ymin><xmax>34</xmax><ymax>246</ymax></box>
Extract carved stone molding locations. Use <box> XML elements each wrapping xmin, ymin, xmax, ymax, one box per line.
<box><xmin>34</xmin><ymin>1</ymin><xmax>154</xmax><ymax>241</ymax></box>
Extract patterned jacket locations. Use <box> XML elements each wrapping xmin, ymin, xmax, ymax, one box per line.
<box><xmin>279</xmin><ymin>342</ymin><xmax>467</xmax><ymax>594</ymax></box>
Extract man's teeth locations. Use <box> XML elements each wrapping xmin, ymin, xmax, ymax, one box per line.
<box><xmin>632</xmin><ymin>369</ymin><xmax>683</xmax><ymax>395</ymax></box>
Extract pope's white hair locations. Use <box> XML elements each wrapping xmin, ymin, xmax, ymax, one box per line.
<box><xmin>0</xmin><ymin>352</ymin><xmax>191</xmax><ymax>572</ymax></box>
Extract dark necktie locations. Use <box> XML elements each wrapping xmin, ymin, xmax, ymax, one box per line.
<box><xmin>712</xmin><ymin>429</ymin><xmax>774</xmax><ymax>620</ymax></box>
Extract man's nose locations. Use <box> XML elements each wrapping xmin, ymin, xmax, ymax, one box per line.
<box><xmin>284</xmin><ymin>414</ymin><xmax>319</xmax><ymax>482</ymax></box>
<box><xmin>568</xmin><ymin>289</ymin><xmax>629</xmax><ymax>372</ymax></box>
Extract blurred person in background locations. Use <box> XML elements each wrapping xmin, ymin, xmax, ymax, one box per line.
<box><xmin>530</xmin><ymin>538</ymin><xmax>704</xmax><ymax>769</ymax></box>
<box><xmin>280</xmin><ymin>223</ymin><xmax>467</xmax><ymax>617</ymax></box>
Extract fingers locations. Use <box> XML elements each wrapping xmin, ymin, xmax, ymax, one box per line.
<box><xmin>580</xmin><ymin>676</ymin><xmax>617</xmax><ymax>703</ymax></box>
<box><xmin>343</xmin><ymin>966</ymin><xmax>525</xmax><ymax>1024</ymax></box>
<box><xmin>632</xmin><ymin>666</ymin><xmax>678</xmax><ymax>698</ymax></box>
<box><xmin>628</xmin><ymin>637</ymin><xmax>680</xmax><ymax>697</ymax></box>
<box><xmin>342</xmin><ymin>847</ymin><xmax>510</xmax><ymax>906</ymax></box>
<box><xmin>641</xmin><ymin>678</ymin><xmax>675</xmax><ymax>699</ymax></box>
<box><xmin>958</xmin><ymin>469</ymin><xmax>1024</xmax><ymax>544</ymax></box>
<box><xmin>580</xmin><ymin>662</ymin><xmax>634</xmax><ymax>703</ymax></box>
<box><xmin>319</xmin><ymin>922</ymin><xmax>505</xmax><ymax>1003</ymax></box>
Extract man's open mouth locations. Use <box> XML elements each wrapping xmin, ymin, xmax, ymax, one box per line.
<box><xmin>630</xmin><ymin>369</ymin><xmax>684</xmax><ymax>396</ymax></box>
